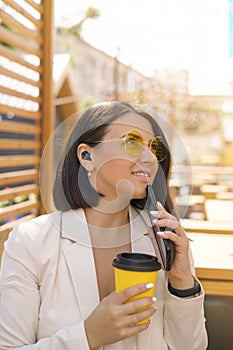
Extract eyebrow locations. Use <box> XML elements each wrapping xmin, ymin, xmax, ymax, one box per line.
<box><xmin>120</xmin><ymin>132</ymin><xmax>154</xmax><ymax>142</ymax></box>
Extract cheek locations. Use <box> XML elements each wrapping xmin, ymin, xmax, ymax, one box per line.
<box><xmin>96</xmin><ymin>159</ymin><xmax>131</xmax><ymax>179</ymax></box>
<box><xmin>95</xmin><ymin>159</ymin><xmax>135</xmax><ymax>198</ymax></box>
<box><xmin>94</xmin><ymin>159</ymin><xmax>133</xmax><ymax>194</ymax></box>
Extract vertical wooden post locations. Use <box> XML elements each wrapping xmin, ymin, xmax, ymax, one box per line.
<box><xmin>40</xmin><ymin>0</ymin><xmax>55</xmax><ymax>214</ymax></box>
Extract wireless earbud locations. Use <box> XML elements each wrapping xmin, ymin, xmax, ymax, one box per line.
<box><xmin>81</xmin><ymin>151</ymin><xmax>92</xmax><ymax>161</ymax></box>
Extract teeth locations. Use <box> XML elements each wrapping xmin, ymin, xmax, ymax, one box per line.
<box><xmin>133</xmin><ymin>172</ymin><xmax>149</xmax><ymax>177</ymax></box>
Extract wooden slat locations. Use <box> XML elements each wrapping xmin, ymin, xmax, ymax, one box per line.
<box><xmin>0</xmin><ymin>25</ymin><xmax>42</xmax><ymax>57</ymax></box>
<box><xmin>0</xmin><ymin>67</ymin><xmax>41</xmax><ymax>88</ymax></box>
<box><xmin>0</xmin><ymin>120</ymin><xmax>41</xmax><ymax>136</ymax></box>
<box><xmin>183</xmin><ymin>219</ymin><xmax>233</xmax><ymax>235</ymax></box>
<box><xmin>0</xmin><ymin>169</ymin><xmax>38</xmax><ymax>186</ymax></box>
<box><xmin>24</xmin><ymin>0</ymin><xmax>43</xmax><ymax>14</ymax></box>
<box><xmin>0</xmin><ymin>105</ymin><xmax>40</xmax><ymax>120</ymax></box>
<box><xmin>0</xmin><ymin>213</ymin><xmax>36</xmax><ymax>234</ymax></box>
<box><xmin>196</xmin><ymin>267</ymin><xmax>233</xmax><ymax>281</ymax></box>
<box><xmin>0</xmin><ymin>139</ymin><xmax>40</xmax><ymax>150</ymax></box>
<box><xmin>0</xmin><ymin>198</ymin><xmax>39</xmax><ymax>221</ymax></box>
<box><xmin>2</xmin><ymin>0</ymin><xmax>43</xmax><ymax>29</ymax></box>
<box><xmin>0</xmin><ymin>86</ymin><xmax>41</xmax><ymax>103</ymax></box>
<box><xmin>0</xmin><ymin>10</ymin><xmax>43</xmax><ymax>44</ymax></box>
<box><xmin>0</xmin><ymin>45</ymin><xmax>42</xmax><ymax>73</ymax></box>
<box><xmin>0</xmin><ymin>184</ymin><xmax>38</xmax><ymax>201</ymax></box>
<box><xmin>0</xmin><ymin>155</ymin><xmax>40</xmax><ymax>167</ymax></box>
<box><xmin>199</xmin><ymin>279</ymin><xmax>233</xmax><ymax>297</ymax></box>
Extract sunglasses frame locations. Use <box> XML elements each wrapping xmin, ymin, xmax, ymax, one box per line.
<box><xmin>124</xmin><ymin>130</ymin><xmax>166</xmax><ymax>162</ymax></box>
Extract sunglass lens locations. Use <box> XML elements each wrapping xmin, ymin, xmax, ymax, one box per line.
<box><xmin>125</xmin><ymin>131</ymin><xmax>143</xmax><ymax>156</ymax></box>
<box><xmin>150</xmin><ymin>137</ymin><xmax>166</xmax><ymax>162</ymax></box>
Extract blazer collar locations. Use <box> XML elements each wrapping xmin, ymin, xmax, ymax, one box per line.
<box><xmin>129</xmin><ymin>208</ymin><xmax>154</xmax><ymax>350</ymax></box>
<box><xmin>61</xmin><ymin>209</ymin><xmax>99</xmax><ymax>320</ymax></box>
<box><xmin>60</xmin><ymin>206</ymin><xmax>151</xmax><ymax>247</ymax></box>
<box><xmin>130</xmin><ymin>206</ymin><xmax>155</xmax><ymax>255</ymax></box>
<box><xmin>60</xmin><ymin>209</ymin><xmax>91</xmax><ymax>246</ymax></box>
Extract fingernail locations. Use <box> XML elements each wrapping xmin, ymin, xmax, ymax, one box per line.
<box><xmin>152</xmin><ymin>306</ymin><xmax>157</xmax><ymax>312</ymax></box>
<box><xmin>157</xmin><ymin>201</ymin><xmax>163</xmax><ymax>208</ymax></box>
<box><xmin>150</xmin><ymin>210</ymin><xmax>158</xmax><ymax>215</ymax></box>
<box><xmin>152</xmin><ymin>219</ymin><xmax>158</xmax><ymax>224</ymax></box>
<box><xmin>157</xmin><ymin>231</ymin><xmax>165</xmax><ymax>235</ymax></box>
<box><xmin>146</xmin><ymin>282</ymin><xmax>154</xmax><ymax>289</ymax></box>
<box><xmin>152</xmin><ymin>296</ymin><xmax>157</xmax><ymax>303</ymax></box>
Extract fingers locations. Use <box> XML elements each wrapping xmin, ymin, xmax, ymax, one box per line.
<box><xmin>127</xmin><ymin>304</ymin><xmax>157</xmax><ymax>326</ymax></box>
<box><xmin>118</xmin><ymin>287</ymin><xmax>157</xmax><ymax>327</ymax></box>
<box><xmin>104</xmin><ymin>282</ymin><xmax>155</xmax><ymax>305</ymax></box>
<box><xmin>85</xmin><ymin>282</ymin><xmax>158</xmax><ymax>348</ymax></box>
<box><xmin>156</xmin><ymin>230</ymin><xmax>181</xmax><ymax>243</ymax></box>
<box><xmin>120</xmin><ymin>305</ymin><xmax>157</xmax><ymax>333</ymax></box>
<box><xmin>102</xmin><ymin>283</ymin><xmax>157</xmax><ymax>324</ymax></box>
<box><xmin>85</xmin><ymin>295</ymin><xmax>156</xmax><ymax>349</ymax></box>
<box><xmin>150</xmin><ymin>202</ymin><xmax>185</xmax><ymax>235</ymax></box>
<box><xmin>123</xmin><ymin>298</ymin><xmax>157</xmax><ymax>325</ymax></box>
<box><xmin>149</xmin><ymin>202</ymin><xmax>190</xmax><ymax>250</ymax></box>
<box><xmin>109</xmin><ymin>296</ymin><xmax>157</xmax><ymax>330</ymax></box>
<box><xmin>152</xmin><ymin>217</ymin><xmax>178</xmax><ymax>231</ymax></box>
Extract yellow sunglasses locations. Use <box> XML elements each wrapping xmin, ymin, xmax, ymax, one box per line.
<box><xmin>124</xmin><ymin>130</ymin><xmax>166</xmax><ymax>162</ymax></box>
<box><xmin>93</xmin><ymin>130</ymin><xmax>167</xmax><ymax>162</ymax></box>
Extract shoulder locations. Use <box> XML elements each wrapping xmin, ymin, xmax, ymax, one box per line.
<box><xmin>10</xmin><ymin>211</ymin><xmax>60</xmax><ymax>238</ymax></box>
<box><xmin>5</xmin><ymin>211</ymin><xmax>62</xmax><ymax>255</ymax></box>
<box><xmin>2</xmin><ymin>212</ymin><xmax>67</xmax><ymax>271</ymax></box>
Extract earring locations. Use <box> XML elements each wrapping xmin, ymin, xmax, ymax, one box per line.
<box><xmin>88</xmin><ymin>171</ymin><xmax>91</xmax><ymax>177</ymax></box>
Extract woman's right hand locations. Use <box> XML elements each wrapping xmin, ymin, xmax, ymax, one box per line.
<box><xmin>84</xmin><ymin>283</ymin><xmax>157</xmax><ymax>349</ymax></box>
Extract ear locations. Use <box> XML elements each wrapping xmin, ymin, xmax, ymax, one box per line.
<box><xmin>77</xmin><ymin>144</ymin><xmax>94</xmax><ymax>172</ymax></box>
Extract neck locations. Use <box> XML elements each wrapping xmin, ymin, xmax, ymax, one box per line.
<box><xmin>84</xmin><ymin>205</ymin><xmax>130</xmax><ymax>229</ymax></box>
<box><xmin>85</xmin><ymin>206</ymin><xmax>131</xmax><ymax>248</ymax></box>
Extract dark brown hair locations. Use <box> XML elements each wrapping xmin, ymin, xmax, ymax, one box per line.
<box><xmin>53</xmin><ymin>101</ymin><xmax>174</xmax><ymax>213</ymax></box>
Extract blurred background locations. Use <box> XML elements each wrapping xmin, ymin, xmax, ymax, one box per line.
<box><xmin>54</xmin><ymin>0</ymin><xmax>233</xmax><ymax>167</ymax></box>
<box><xmin>0</xmin><ymin>1</ymin><xmax>233</xmax><ymax>349</ymax></box>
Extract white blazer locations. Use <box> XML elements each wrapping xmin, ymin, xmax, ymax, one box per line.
<box><xmin>0</xmin><ymin>207</ymin><xmax>208</xmax><ymax>349</ymax></box>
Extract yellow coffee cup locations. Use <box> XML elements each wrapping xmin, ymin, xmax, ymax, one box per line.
<box><xmin>112</xmin><ymin>252</ymin><xmax>161</xmax><ymax>324</ymax></box>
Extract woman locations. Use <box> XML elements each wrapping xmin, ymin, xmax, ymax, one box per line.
<box><xmin>0</xmin><ymin>101</ymin><xmax>208</xmax><ymax>349</ymax></box>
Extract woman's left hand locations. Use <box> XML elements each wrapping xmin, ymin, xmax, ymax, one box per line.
<box><xmin>148</xmin><ymin>202</ymin><xmax>194</xmax><ymax>290</ymax></box>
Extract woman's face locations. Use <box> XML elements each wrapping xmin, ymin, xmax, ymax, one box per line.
<box><xmin>90</xmin><ymin>113</ymin><xmax>159</xmax><ymax>202</ymax></box>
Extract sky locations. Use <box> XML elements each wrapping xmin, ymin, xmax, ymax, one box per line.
<box><xmin>54</xmin><ymin>0</ymin><xmax>233</xmax><ymax>95</ymax></box>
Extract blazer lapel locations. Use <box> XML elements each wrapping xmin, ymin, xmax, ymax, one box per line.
<box><xmin>130</xmin><ymin>207</ymin><xmax>154</xmax><ymax>350</ymax></box>
<box><xmin>61</xmin><ymin>210</ymin><xmax>100</xmax><ymax>320</ymax></box>
<box><xmin>130</xmin><ymin>206</ymin><xmax>155</xmax><ymax>255</ymax></box>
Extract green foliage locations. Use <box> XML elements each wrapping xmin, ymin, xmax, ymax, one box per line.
<box><xmin>80</xmin><ymin>97</ymin><xmax>95</xmax><ymax>109</ymax></box>
<box><xmin>62</xmin><ymin>6</ymin><xmax>100</xmax><ymax>38</ymax></box>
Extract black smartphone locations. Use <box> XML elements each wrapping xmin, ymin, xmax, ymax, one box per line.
<box><xmin>145</xmin><ymin>185</ymin><xmax>175</xmax><ymax>271</ymax></box>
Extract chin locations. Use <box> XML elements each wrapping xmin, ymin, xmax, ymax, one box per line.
<box><xmin>133</xmin><ymin>187</ymin><xmax>147</xmax><ymax>199</ymax></box>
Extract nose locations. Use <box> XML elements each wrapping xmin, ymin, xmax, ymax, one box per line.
<box><xmin>139</xmin><ymin>145</ymin><xmax>157</xmax><ymax>163</ymax></box>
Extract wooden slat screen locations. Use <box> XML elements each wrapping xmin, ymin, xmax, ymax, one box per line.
<box><xmin>0</xmin><ymin>0</ymin><xmax>54</xmax><ymax>259</ymax></box>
